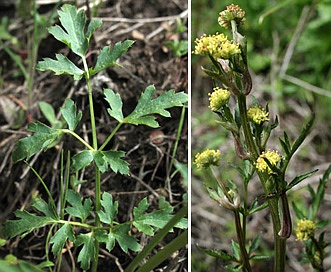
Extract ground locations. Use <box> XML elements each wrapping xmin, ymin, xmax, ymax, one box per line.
<box><xmin>0</xmin><ymin>0</ymin><xmax>188</xmax><ymax>271</ymax></box>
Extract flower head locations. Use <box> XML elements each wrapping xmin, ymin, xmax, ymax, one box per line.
<box><xmin>194</xmin><ymin>149</ymin><xmax>221</xmax><ymax>170</ymax></box>
<box><xmin>193</xmin><ymin>33</ymin><xmax>240</xmax><ymax>60</ymax></box>
<box><xmin>255</xmin><ymin>150</ymin><xmax>281</xmax><ymax>174</ymax></box>
<box><xmin>209</xmin><ymin>87</ymin><xmax>231</xmax><ymax>111</ymax></box>
<box><xmin>218</xmin><ymin>4</ymin><xmax>246</xmax><ymax>29</ymax></box>
<box><xmin>247</xmin><ymin>105</ymin><xmax>269</xmax><ymax>124</ymax></box>
<box><xmin>295</xmin><ymin>219</ymin><xmax>316</xmax><ymax>241</ymax></box>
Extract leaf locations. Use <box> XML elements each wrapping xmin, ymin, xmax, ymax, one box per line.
<box><xmin>103</xmin><ymin>89</ymin><xmax>124</xmax><ymax>122</ymax></box>
<box><xmin>65</xmin><ymin>190</ymin><xmax>93</xmax><ymax>222</ymax></box>
<box><xmin>249</xmin><ymin>235</ymin><xmax>261</xmax><ymax>255</ymax></box>
<box><xmin>196</xmin><ymin>245</ymin><xmax>237</xmax><ymax>261</ymax></box>
<box><xmin>86</xmin><ymin>20</ymin><xmax>102</xmax><ymax>42</ymax></box>
<box><xmin>3</xmin><ymin>210</ymin><xmax>54</xmax><ymax>239</ymax></box>
<box><xmin>110</xmin><ymin>224</ymin><xmax>140</xmax><ymax>253</ymax></box>
<box><xmin>292</xmin><ymin>201</ymin><xmax>305</xmax><ymax>220</ymax></box>
<box><xmin>50</xmin><ymin>223</ymin><xmax>75</xmax><ymax>256</ymax></box>
<box><xmin>72</xmin><ymin>150</ymin><xmax>129</xmax><ymax>175</ymax></box>
<box><xmin>133</xmin><ymin>197</ymin><xmax>187</xmax><ymax>236</ymax></box>
<box><xmin>75</xmin><ymin>232</ymin><xmax>95</xmax><ymax>270</ymax></box>
<box><xmin>231</xmin><ymin>240</ymin><xmax>240</xmax><ymax>261</ymax></box>
<box><xmin>48</xmin><ymin>4</ymin><xmax>88</xmax><ymax>57</ymax></box>
<box><xmin>60</xmin><ymin>99</ymin><xmax>82</xmax><ymax>131</ymax></box>
<box><xmin>90</xmin><ymin>40</ymin><xmax>135</xmax><ymax>75</ymax></box>
<box><xmin>38</xmin><ymin>102</ymin><xmax>57</xmax><ymax>127</ymax></box>
<box><xmin>96</xmin><ymin>192</ymin><xmax>118</xmax><ymax>225</ymax></box>
<box><xmin>124</xmin><ymin>85</ymin><xmax>188</xmax><ymax>128</ymax></box>
<box><xmin>32</xmin><ymin>198</ymin><xmax>58</xmax><ymax>220</ymax></box>
<box><xmin>287</xmin><ymin>169</ymin><xmax>318</xmax><ymax>190</ymax></box>
<box><xmin>36</xmin><ymin>54</ymin><xmax>84</xmax><ymax>80</ymax></box>
<box><xmin>12</xmin><ymin>122</ymin><xmax>63</xmax><ymax>162</ymax></box>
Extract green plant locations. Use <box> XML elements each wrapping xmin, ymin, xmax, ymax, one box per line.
<box><xmin>192</xmin><ymin>4</ymin><xmax>321</xmax><ymax>272</ymax></box>
<box><xmin>2</xmin><ymin>4</ymin><xmax>187</xmax><ymax>271</ymax></box>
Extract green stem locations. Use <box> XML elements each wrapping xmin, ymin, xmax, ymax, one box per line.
<box><xmin>62</xmin><ymin>129</ymin><xmax>94</xmax><ymax>150</ymax></box>
<box><xmin>234</xmin><ymin>210</ymin><xmax>252</xmax><ymax>272</ymax></box>
<box><xmin>83</xmin><ymin>57</ymin><xmax>101</xmax><ymax>272</ymax></box>
<box><xmin>99</xmin><ymin>122</ymin><xmax>122</xmax><ymax>151</ymax></box>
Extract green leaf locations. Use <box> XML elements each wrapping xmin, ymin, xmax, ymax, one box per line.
<box><xmin>65</xmin><ymin>190</ymin><xmax>93</xmax><ymax>222</ymax></box>
<box><xmin>48</xmin><ymin>4</ymin><xmax>88</xmax><ymax>57</ymax></box>
<box><xmin>72</xmin><ymin>150</ymin><xmax>129</xmax><ymax>174</ymax></box>
<box><xmin>249</xmin><ymin>235</ymin><xmax>261</xmax><ymax>255</ymax></box>
<box><xmin>110</xmin><ymin>224</ymin><xmax>140</xmax><ymax>253</ymax></box>
<box><xmin>287</xmin><ymin>169</ymin><xmax>318</xmax><ymax>190</ymax></box>
<box><xmin>292</xmin><ymin>201</ymin><xmax>305</xmax><ymax>220</ymax></box>
<box><xmin>3</xmin><ymin>210</ymin><xmax>54</xmax><ymax>239</ymax></box>
<box><xmin>36</xmin><ymin>54</ymin><xmax>84</xmax><ymax>80</ymax></box>
<box><xmin>196</xmin><ymin>245</ymin><xmax>237</xmax><ymax>261</ymax></box>
<box><xmin>0</xmin><ymin>255</ymin><xmax>47</xmax><ymax>272</ymax></box>
<box><xmin>231</xmin><ymin>240</ymin><xmax>240</xmax><ymax>261</ymax></box>
<box><xmin>249</xmin><ymin>255</ymin><xmax>270</xmax><ymax>260</ymax></box>
<box><xmin>61</xmin><ymin>99</ymin><xmax>82</xmax><ymax>131</ymax></box>
<box><xmin>38</xmin><ymin>102</ymin><xmax>57</xmax><ymax>127</ymax></box>
<box><xmin>104</xmin><ymin>89</ymin><xmax>124</xmax><ymax>122</ymax></box>
<box><xmin>32</xmin><ymin>198</ymin><xmax>58</xmax><ymax>220</ymax></box>
<box><xmin>133</xmin><ymin>197</ymin><xmax>187</xmax><ymax>236</ymax></box>
<box><xmin>90</xmin><ymin>40</ymin><xmax>135</xmax><ymax>75</ymax></box>
<box><xmin>50</xmin><ymin>223</ymin><xmax>75</xmax><ymax>256</ymax></box>
<box><xmin>75</xmin><ymin>232</ymin><xmax>95</xmax><ymax>270</ymax></box>
<box><xmin>97</xmin><ymin>192</ymin><xmax>118</xmax><ymax>225</ymax></box>
<box><xmin>124</xmin><ymin>85</ymin><xmax>188</xmax><ymax>128</ymax></box>
<box><xmin>86</xmin><ymin>20</ymin><xmax>102</xmax><ymax>41</ymax></box>
<box><xmin>12</xmin><ymin>122</ymin><xmax>63</xmax><ymax>162</ymax></box>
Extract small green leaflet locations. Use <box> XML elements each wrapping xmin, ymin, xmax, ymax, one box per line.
<box><xmin>104</xmin><ymin>89</ymin><xmax>123</xmax><ymax>122</ymax></box>
<box><xmin>107</xmin><ymin>224</ymin><xmax>141</xmax><ymax>253</ymax></box>
<box><xmin>61</xmin><ymin>99</ymin><xmax>82</xmax><ymax>131</ymax></box>
<box><xmin>47</xmin><ymin>4</ymin><xmax>101</xmax><ymax>57</ymax></box>
<box><xmin>65</xmin><ymin>189</ymin><xmax>93</xmax><ymax>222</ymax></box>
<box><xmin>3</xmin><ymin>210</ymin><xmax>54</xmax><ymax>239</ymax></box>
<box><xmin>90</xmin><ymin>40</ymin><xmax>135</xmax><ymax>76</ymax></box>
<box><xmin>104</xmin><ymin>85</ymin><xmax>188</xmax><ymax>128</ymax></box>
<box><xmin>72</xmin><ymin>150</ymin><xmax>129</xmax><ymax>174</ymax></box>
<box><xmin>75</xmin><ymin>232</ymin><xmax>95</xmax><ymax>270</ymax></box>
<box><xmin>36</xmin><ymin>54</ymin><xmax>84</xmax><ymax>80</ymax></box>
<box><xmin>97</xmin><ymin>192</ymin><xmax>118</xmax><ymax>225</ymax></box>
<box><xmin>32</xmin><ymin>198</ymin><xmax>58</xmax><ymax>220</ymax></box>
<box><xmin>133</xmin><ymin>197</ymin><xmax>188</xmax><ymax>236</ymax></box>
<box><xmin>50</xmin><ymin>223</ymin><xmax>75</xmax><ymax>256</ymax></box>
<box><xmin>12</xmin><ymin>122</ymin><xmax>63</xmax><ymax>162</ymax></box>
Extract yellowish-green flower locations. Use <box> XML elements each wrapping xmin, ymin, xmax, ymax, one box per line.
<box><xmin>209</xmin><ymin>87</ymin><xmax>230</xmax><ymax>111</ymax></box>
<box><xmin>255</xmin><ymin>150</ymin><xmax>281</xmax><ymax>174</ymax></box>
<box><xmin>194</xmin><ymin>149</ymin><xmax>221</xmax><ymax>170</ymax></box>
<box><xmin>295</xmin><ymin>219</ymin><xmax>316</xmax><ymax>241</ymax></box>
<box><xmin>193</xmin><ymin>33</ymin><xmax>240</xmax><ymax>60</ymax></box>
<box><xmin>218</xmin><ymin>4</ymin><xmax>246</xmax><ymax>29</ymax></box>
<box><xmin>247</xmin><ymin>105</ymin><xmax>269</xmax><ymax>124</ymax></box>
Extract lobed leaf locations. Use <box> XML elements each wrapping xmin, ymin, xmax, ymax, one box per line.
<box><xmin>12</xmin><ymin>122</ymin><xmax>63</xmax><ymax>162</ymax></box>
<box><xmin>48</xmin><ymin>4</ymin><xmax>88</xmax><ymax>57</ymax></box>
<box><xmin>109</xmin><ymin>224</ymin><xmax>140</xmax><ymax>253</ymax></box>
<box><xmin>97</xmin><ymin>192</ymin><xmax>118</xmax><ymax>225</ymax></box>
<box><xmin>124</xmin><ymin>85</ymin><xmax>188</xmax><ymax>128</ymax></box>
<box><xmin>75</xmin><ymin>232</ymin><xmax>95</xmax><ymax>270</ymax></box>
<box><xmin>61</xmin><ymin>99</ymin><xmax>82</xmax><ymax>131</ymax></box>
<box><xmin>90</xmin><ymin>40</ymin><xmax>135</xmax><ymax>75</ymax></box>
<box><xmin>36</xmin><ymin>54</ymin><xmax>84</xmax><ymax>80</ymax></box>
<box><xmin>72</xmin><ymin>150</ymin><xmax>129</xmax><ymax>174</ymax></box>
<box><xmin>65</xmin><ymin>190</ymin><xmax>93</xmax><ymax>222</ymax></box>
<box><xmin>133</xmin><ymin>197</ymin><xmax>187</xmax><ymax>236</ymax></box>
<box><xmin>104</xmin><ymin>89</ymin><xmax>124</xmax><ymax>122</ymax></box>
<box><xmin>32</xmin><ymin>198</ymin><xmax>58</xmax><ymax>220</ymax></box>
<box><xmin>3</xmin><ymin>210</ymin><xmax>54</xmax><ymax>239</ymax></box>
<box><xmin>50</xmin><ymin>223</ymin><xmax>75</xmax><ymax>256</ymax></box>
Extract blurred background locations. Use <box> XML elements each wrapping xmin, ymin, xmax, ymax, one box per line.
<box><xmin>191</xmin><ymin>0</ymin><xmax>331</xmax><ymax>271</ymax></box>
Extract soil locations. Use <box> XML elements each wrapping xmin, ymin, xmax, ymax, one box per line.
<box><xmin>0</xmin><ymin>0</ymin><xmax>188</xmax><ymax>271</ymax></box>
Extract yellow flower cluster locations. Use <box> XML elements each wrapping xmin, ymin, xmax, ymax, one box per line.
<box><xmin>208</xmin><ymin>87</ymin><xmax>230</xmax><ymax>111</ymax></box>
<box><xmin>218</xmin><ymin>4</ymin><xmax>246</xmax><ymax>29</ymax></box>
<box><xmin>194</xmin><ymin>149</ymin><xmax>221</xmax><ymax>170</ymax></box>
<box><xmin>295</xmin><ymin>219</ymin><xmax>316</xmax><ymax>241</ymax></box>
<box><xmin>193</xmin><ymin>33</ymin><xmax>240</xmax><ymax>60</ymax></box>
<box><xmin>247</xmin><ymin>105</ymin><xmax>269</xmax><ymax>124</ymax></box>
<box><xmin>255</xmin><ymin>150</ymin><xmax>281</xmax><ymax>174</ymax></box>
